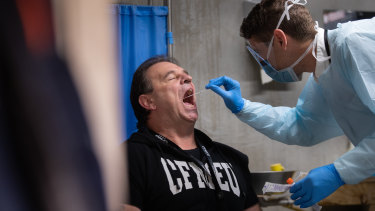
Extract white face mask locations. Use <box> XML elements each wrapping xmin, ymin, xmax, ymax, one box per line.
<box><xmin>312</xmin><ymin>25</ymin><xmax>331</xmax><ymax>80</ymax></box>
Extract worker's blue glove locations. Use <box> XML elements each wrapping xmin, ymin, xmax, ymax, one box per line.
<box><xmin>205</xmin><ymin>76</ymin><xmax>244</xmax><ymax>113</ymax></box>
<box><xmin>290</xmin><ymin>164</ymin><xmax>345</xmax><ymax>208</ymax></box>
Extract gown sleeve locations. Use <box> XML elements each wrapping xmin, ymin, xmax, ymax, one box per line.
<box><xmin>235</xmin><ymin>74</ymin><xmax>343</xmax><ymax>146</ymax></box>
<box><xmin>333</xmin><ymin>19</ymin><xmax>375</xmax><ymax>184</ymax></box>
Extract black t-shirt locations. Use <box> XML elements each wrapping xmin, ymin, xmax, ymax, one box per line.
<box><xmin>125</xmin><ymin>127</ymin><xmax>258</xmax><ymax>211</ymax></box>
<box><xmin>184</xmin><ymin>148</ymin><xmax>201</xmax><ymax>159</ymax></box>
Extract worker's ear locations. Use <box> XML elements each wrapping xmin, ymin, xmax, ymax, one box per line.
<box><xmin>273</xmin><ymin>29</ymin><xmax>288</xmax><ymax>50</ymax></box>
<box><xmin>138</xmin><ymin>94</ymin><xmax>156</xmax><ymax>110</ymax></box>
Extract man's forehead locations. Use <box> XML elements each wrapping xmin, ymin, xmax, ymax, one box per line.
<box><xmin>147</xmin><ymin>62</ymin><xmax>187</xmax><ymax>77</ymax></box>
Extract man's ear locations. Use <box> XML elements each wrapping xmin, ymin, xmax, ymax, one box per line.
<box><xmin>138</xmin><ymin>94</ymin><xmax>156</xmax><ymax>110</ymax></box>
<box><xmin>273</xmin><ymin>29</ymin><xmax>288</xmax><ymax>50</ymax></box>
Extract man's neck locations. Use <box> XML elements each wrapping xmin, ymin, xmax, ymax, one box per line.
<box><xmin>148</xmin><ymin>121</ymin><xmax>196</xmax><ymax>150</ymax></box>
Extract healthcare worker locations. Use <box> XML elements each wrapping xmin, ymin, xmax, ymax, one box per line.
<box><xmin>206</xmin><ymin>0</ymin><xmax>375</xmax><ymax>208</ymax></box>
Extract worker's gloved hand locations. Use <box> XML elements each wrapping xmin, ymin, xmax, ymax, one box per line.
<box><xmin>290</xmin><ymin>164</ymin><xmax>345</xmax><ymax>208</ymax></box>
<box><xmin>205</xmin><ymin>76</ymin><xmax>244</xmax><ymax>113</ymax></box>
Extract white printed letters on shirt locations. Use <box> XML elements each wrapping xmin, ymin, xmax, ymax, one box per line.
<box><xmin>160</xmin><ymin>158</ymin><xmax>240</xmax><ymax>197</ymax></box>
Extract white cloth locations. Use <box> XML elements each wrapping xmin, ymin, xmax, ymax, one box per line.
<box><xmin>313</xmin><ymin>27</ymin><xmax>330</xmax><ymax>80</ymax></box>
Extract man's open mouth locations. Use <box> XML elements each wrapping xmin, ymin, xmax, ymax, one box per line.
<box><xmin>183</xmin><ymin>88</ymin><xmax>194</xmax><ymax>105</ymax></box>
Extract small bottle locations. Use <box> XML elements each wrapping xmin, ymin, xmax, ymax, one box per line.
<box><xmin>286</xmin><ymin>177</ymin><xmax>294</xmax><ymax>184</ymax></box>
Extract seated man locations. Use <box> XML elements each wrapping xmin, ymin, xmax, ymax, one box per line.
<box><xmin>124</xmin><ymin>55</ymin><xmax>260</xmax><ymax>211</ymax></box>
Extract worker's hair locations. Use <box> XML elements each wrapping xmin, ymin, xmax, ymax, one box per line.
<box><xmin>130</xmin><ymin>55</ymin><xmax>178</xmax><ymax>129</ymax></box>
<box><xmin>240</xmin><ymin>0</ymin><xmax>316</xmax><ymax>43</ymax></box>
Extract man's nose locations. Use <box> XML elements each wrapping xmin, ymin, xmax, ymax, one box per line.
<box><xmin>181</xmin><ymin>74</ymin><xmax>192</xmax><ymax>84</ymax></box>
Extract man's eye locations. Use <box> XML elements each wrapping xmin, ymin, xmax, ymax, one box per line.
<box><xmin>168</xmin><ymin>77</ymin><xmax>176</xmax><ymax>81</ymax></box>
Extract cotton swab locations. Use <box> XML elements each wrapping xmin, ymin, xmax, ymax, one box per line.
<box><xmin>183</xmin><ymin>89</ymin><xmax>209</xmax><ymax>99</ymax></box>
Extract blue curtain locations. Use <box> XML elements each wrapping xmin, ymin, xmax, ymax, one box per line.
<box><xmin>115</xmin><ymin>5</ymin><xmax>168</xmax><ymax>140</ymax></box>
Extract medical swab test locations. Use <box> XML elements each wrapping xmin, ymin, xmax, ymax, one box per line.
<box><xmin>183</xmin><ymin>89</ymin><xmax>209</xmax><ymax>100</ymax></box>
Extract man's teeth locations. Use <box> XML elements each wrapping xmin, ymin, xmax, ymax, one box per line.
<box><xmin>184</xmin><ymin>89</ymin><xmax>193</xmax><ymax>99</ymax></box>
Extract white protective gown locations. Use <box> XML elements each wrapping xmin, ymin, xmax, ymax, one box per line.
<box><xmin>236</xmin><ymin>17</ymin><xmax>375</xmax><ymax>184</ymax></box>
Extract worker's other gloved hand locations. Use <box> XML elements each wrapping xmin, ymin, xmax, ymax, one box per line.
<box><xmin>290</xmin><ymin>164</ymin><xmax>345</xmax><ymax>208</ymax></box>
<box><xmin>205</xmin><ymin>76</ymin><xmax>244</xmax><ymax>113</ymax></box>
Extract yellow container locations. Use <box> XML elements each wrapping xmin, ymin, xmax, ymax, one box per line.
<box><xmin>270</xmin><ymin>163</ymin><xmax>284</xmax><ymax>171</ymax></box>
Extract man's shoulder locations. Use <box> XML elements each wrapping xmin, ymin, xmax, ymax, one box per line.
<box><xmin>124</xmin><ymin>130</ymin><xmax>155</xmax><ymax>153</ymax></box>
<box><xmin>330</xmin><ymin>18</ymin><xmax>375</xmax><ymax>47</ymax></box>
<box><xmin>124</xmin><ymin>132</ymin><xmax>162</xmax><ymax>169</ymax></box>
